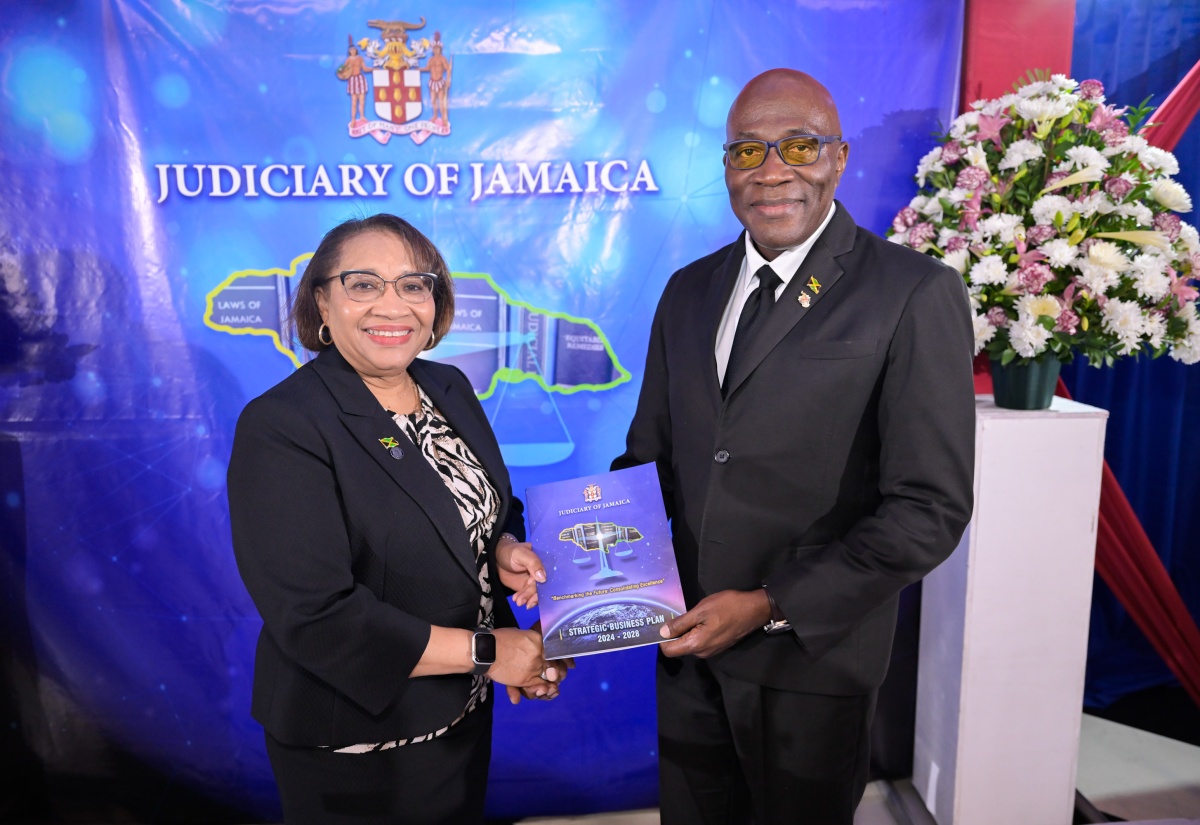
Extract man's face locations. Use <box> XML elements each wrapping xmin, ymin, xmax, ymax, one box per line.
<box><xmin>724</xmin><ymin>75</ymin><xmax>848</xmax><ymax>260</ymax></box>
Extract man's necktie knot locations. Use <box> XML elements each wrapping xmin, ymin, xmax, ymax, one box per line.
<box><xmin>753</xmin><ymin>265</ymin><xmax>782</xmax><ymax>302</ymax></box>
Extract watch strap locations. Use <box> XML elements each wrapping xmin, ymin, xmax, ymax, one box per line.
<box><xmin>762</xmin><ymin>585</ymin><xmax>792</xmax><ymax>635</ymax></box>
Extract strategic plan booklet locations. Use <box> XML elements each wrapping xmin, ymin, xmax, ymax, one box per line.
<box><xmin>526</xmin><ymin>463</ymin><xmax>686</xmax><ymax>660</ymax></box>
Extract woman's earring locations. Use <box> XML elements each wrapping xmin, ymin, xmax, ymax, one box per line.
<box><xmin>318</xmin><ymin>323</ymin><xmax>333</xmax><ymax>346</ymax></box>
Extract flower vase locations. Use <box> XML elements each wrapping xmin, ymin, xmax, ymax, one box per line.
<box><xmin>991</xmin><ymin>358</ymin><xmax>1062</xmax><ymax>410</ymax></box>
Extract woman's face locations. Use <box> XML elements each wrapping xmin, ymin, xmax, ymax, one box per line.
<box><xmin>316</xmin><ymin>230</ymin><xmax>438</xmax><ymax>382</ymax></box>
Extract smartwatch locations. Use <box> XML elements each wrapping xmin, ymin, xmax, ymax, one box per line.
<box><xmin>471</xmin><ymin>629</ymin><xmax>497</xmax><ymax>676</ymax></box>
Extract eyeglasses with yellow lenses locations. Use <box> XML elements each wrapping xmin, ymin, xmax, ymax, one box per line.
<box><xmin>722</xmin><ymin>135</ymin><xmax>841</xmax><ymax>170</ymax></box>
<box><xmin>328</xmin><ymin>270</ymin><xmax>439</xmax><ymax>304</ymax></box>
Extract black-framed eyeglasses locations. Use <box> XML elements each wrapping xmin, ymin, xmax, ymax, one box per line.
<box><xmin>326</xmin><ymin>270</ymin><xmax>439</xmax><ymax>304</ymax></box>
<box><xmin>722</xmin><ymin>135</ymin><xmax>842</xmax><ymax>170</ymax></box>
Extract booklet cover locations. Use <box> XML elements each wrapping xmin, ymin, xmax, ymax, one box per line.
<box><xmin>526</xmin><ymin>463</ymin><xmax>686</xmax><ymax>659</ymax></box>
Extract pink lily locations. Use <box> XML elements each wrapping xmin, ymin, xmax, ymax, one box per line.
<box><xmin>960</xmin><ymin>192</ymin><xmax>983</xmax><ymax>232</ymax></box>
<box><xmin>1014</xmin><ymin>235</ymin><xmax>1047</xmax><ymax>267</ymax></box>
<box><xmin>1169</xmin><ymin>267</ymin><xmax>1199</xmax><ymax>308</ymax></box>
<box><xmin>975</xmin><ymin>114</ymin><xmax>1011</xmax><ymax>149</ymax></box>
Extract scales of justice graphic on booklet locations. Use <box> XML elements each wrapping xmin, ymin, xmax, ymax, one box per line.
<box><xmin>526</xmin><ymin>463</ymin><xmax>686</xmax><ymax>659</ymax></box>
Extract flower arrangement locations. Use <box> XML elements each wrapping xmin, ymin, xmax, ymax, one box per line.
<box><xmin>888</xmin><ymin>74</ymin><xmax>1200</xmax><ymax>367</ymax></box>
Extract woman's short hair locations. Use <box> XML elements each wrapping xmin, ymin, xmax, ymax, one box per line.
<box><xmin>290</xmin><ymin>214</ymin><xmax>456</xmax><ymax>352</ymax></box>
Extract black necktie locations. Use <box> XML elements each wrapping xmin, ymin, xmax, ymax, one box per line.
<box><xmin>724</xmin><ymin>264</ymin><xmax>782</xmax><ymax>392</ymax></box>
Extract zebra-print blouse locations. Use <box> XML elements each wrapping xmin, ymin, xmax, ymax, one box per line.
<box><xmin>334</xmin><ymin>382</ymin><xmax>499</xmax><ymax>754</ymax></box>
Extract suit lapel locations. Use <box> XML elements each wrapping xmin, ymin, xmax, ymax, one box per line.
<box><xmin>310</xmin><ymin>348</ymin><xmax>477</xmax><ymax>583</ymax></box>
<box><xmin>702</xmin><ymin>237</ymin><xmax>747</xmax><ymax>397</ymax></box>
<box><xmin>723</xmin><ymin>204</ymin><xmax>858</xmax><ymax>398</ymax></box>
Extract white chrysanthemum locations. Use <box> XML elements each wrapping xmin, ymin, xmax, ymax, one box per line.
<box><xmin>1040</xmin><ymin>238</ymin><xmax>1079</xmax><ymax>269</ymax></box>
<box><xmin>972</xmin><ymin>314</ymin><xmax>996</xmax><ymax>355</ymax></box>
<box><xmin>968</xmin><ymin>285</ymin><xmax>984</xmax><ymax>310</ymax></box>
<box><xmin>1114</xmin><ymin>201</ymin><xmax>1155</xmax><ymax>226</ymax></box>
<box><xmin>1180</xmin><ymin>222</ymin><xmax>1200</xmax><ymax>254</ymax></box>
<box><xmin>1015</xmin><ymin>94</ymin><xmax>1078</xmax><ymax>122</ymax></box>
<box><xmin>968</xmin><ymin>255</ymin><xmax>1009</xmax><ymax>286</ymax></box>
<box><xmin>888</xmin><ymin>231</ymin><xmax>908</xmax><ymax>246</ymax></box>
<box><xmin>938</xmin><ymin>226</ymin><xmax>964</xmax><ymax>246</ymax></box>
<box><xmin>1144</xmin><ymin>312</ymin><xmax>1167</xmax><ymax>349</ymax></box>
<box><xmin>942</xmin><ymin>187</ymin><xmax>972</xmax><ymax>204</ymax></box>
<box><xmin>1074</xmin><ymin>191</ymin><xmax>1110</xmax><ymax>219</ymax></box>
<box><xmin>949</xmin><ymin>111</ymin><xmax>980</xmax><ymax>139</ymax></box>
<box><xmin>1031</xmin><ymin>194</ymin><xmax>1075</xmax><ymax>225</ymax></box>
<box><xmin>916</xmin><ymin>146</ymin><xmax>944</xmax><ymax>188</ymax></box>
<box><xmin>980</xmin><ymin>94</ymin><xmax>1018</xmax><ymax>116</ymax></box>
<box><xmin>1018</xmin><ymin>294</ymin><xmax>1061</xmax><ymax>320</ymax></box>
<box><xmin>1139</xmin><ymin>146</ymin><xmax>1180</xmax><ymax>176</ymax></box>
<box><xmin>1170</xmin><ymin>310</ymin><xmax>1200</xmax><ymax>364</ymax></box>
<box><xmin>1114</xmin><ymin>134</ymin><xmax>1149</xmax><ymax>156</ymax></box>
<box><xmin>917</xmin><ymin>195</ymin><xmax>944</xmax><ymax>222</ymax></box>
<box><xmin>965</xmin><ymin>144</ymin><xmax>989</xmax><ymax>169</ymax></box>
<box><xmin>1051</xmin><ymin>74</ymin><xmax>1077</xmax><ymax>91</ymax></box>
<box><xmin>1171</xmin><ymin>338</ymin><xmax>1200</xmax><ymax>364</ymax></box>
<box><xmin>1130</xmin><ymin>253</ymin><xmax>1171</xmax><ymax>301</ymax></box>
<box><xmin>1101</xmin><ymin>299</ymin><xmax>1146</xmax><ymax>354</ymax></box>
<box><xmin>1076</xmin><ymin>262</ymin><xmax>1121</xmax><ymax>295</ymax></box>
<box><xmin>978</xmin><ymin>214</ymin><xmax>1024</xmax><ymax>245</ymax></box>
<box><xmin>1065</xmin><ymin>145</ymin><xmax>1110</xmax><ymax>172</ymax></box>
<box><xmin>999</xmin><ymin>139</ymin><xmax>1046</xmax><ymax>171</ymax></box>
<box><xmin>1088</xmin><ymin>240</ymin><xmax>1131</xmax><ymax>271</ymax></box>
<box><xmin>1009</xmin><ymin>317</ymin><xmax>1052</xmax><ymax>358</ymax></box>
<box><xmin>944</xmin><ymin>247</ymin><xmax>970</xmax><ymax>274</ymax></box>
<box><xmin>1017</xmin><ymin>80</ymin><xmax>1055</xmax><ymax>98</ymax></box>
<box><xmin>1151</xmin><ymin>179</ymin><xmax>1194</xmax><ymax>213</ymax></box>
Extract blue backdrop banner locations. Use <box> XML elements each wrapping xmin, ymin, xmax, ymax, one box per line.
<box><xmin>1067</xmin><ymin>0</ymin><xmax>1200</xmax><ymax>709</ymax></box>
<box><xmin>0</xmin><ymin>1</ymin><xmax>962</xmax><ymax>818</ymax></box>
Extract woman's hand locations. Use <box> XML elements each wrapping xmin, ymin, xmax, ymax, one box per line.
<box><xmin>505</xmin><ymin>658</ymin><xmax>572</xmax><ymax>705</ymax></box>
<box><xmin>488</xmin><ymin>627</ymin><xmax>563</xmax><ymax>703</ymax></box>
<box><xmin>495</xmin><ymin>535</ymin><xmax>546</xmax><ymax>608</ymax></box>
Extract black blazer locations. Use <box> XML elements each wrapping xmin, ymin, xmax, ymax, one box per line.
<box><xmin>228</xmin><ymin>346</ymin><xmax>521</xmax><ymax>748</ymax></box>
<box><xmin>614</xmin><ymin>202</ymin><xmax>976</xmax><ymax>695</ymax></box>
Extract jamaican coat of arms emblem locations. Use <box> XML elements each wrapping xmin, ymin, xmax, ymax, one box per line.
<box><xmin>335</xmin><ymin>17</ymin><xmax>452</xmax><ymax>146</ymax></box>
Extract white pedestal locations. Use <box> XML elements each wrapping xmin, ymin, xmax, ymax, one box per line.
<box><xmin>913</xmin><ymin>396</ymin><xmax>1108</xmax><ymax>825</ymax></box>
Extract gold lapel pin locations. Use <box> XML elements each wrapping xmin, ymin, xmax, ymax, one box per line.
<box><xmin>379</xmin><ymin>436</ymin><xmax>403</xmax><ymax>459</ymax></box>
<box><xmin>807</xmin><ymin>276</ymin><xmax>821</xmax><ymax>294</ymax></box>
<box><xmin>798</xmin><ymin>293</ymin><xmax>811</xmax><ymax>308</ymax></box>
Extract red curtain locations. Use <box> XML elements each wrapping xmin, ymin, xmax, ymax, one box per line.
<box><xmin>963</xmin><ymin>0</ymin><xmax>1200</xmax><ymax>707</ymax></box>
<box><xmin>1146</xmin><ymin>58</ymin><xmax>1200</xmax><ymax>150</ymax></box>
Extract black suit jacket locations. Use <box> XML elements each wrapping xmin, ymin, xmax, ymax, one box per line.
<box><xmin>228</xmin><ymin>346</ymin><xmax>521</xmax><ymax>748</ymax></box>
<box><xmin>614</xmin><ymin>202</ymin><xmax>976</xmax><ymax>695</ymax></box>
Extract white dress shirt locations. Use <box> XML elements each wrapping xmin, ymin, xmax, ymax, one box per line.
<box><xmin>714</xmin><ymin>203</ymin><xmax>838</xmax><ymax>384</ymax></box>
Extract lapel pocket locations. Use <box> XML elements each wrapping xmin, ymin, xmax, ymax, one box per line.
<box><xmin>797</xmin><ymin>339</ymin><xmax>878</xmax><ymax>360</ymax></box>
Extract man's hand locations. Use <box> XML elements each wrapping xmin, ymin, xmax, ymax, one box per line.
<box><xmin>658</xmin><ymin>589</ymin><xmax>773</xmax><ymax>659</ymax></box>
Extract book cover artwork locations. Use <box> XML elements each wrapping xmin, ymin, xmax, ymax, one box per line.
<box><xmin>526</xmin><ymin>463</ymin><xmax>685</xmax><ymax>659</ymax></box>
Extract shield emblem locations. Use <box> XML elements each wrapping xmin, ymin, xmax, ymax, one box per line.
<box><xmin>371</xmin><ymin>68</ymin><xmax>423</xmax><ymax>123</ymax></box>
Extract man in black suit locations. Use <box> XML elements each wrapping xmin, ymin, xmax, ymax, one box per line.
<box><xmin>613</xmin><ymin>69</ymin><xmax>976</xmax><ymax>823</ymax></box>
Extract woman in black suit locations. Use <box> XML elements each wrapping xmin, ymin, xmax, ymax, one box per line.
<box><xmin>228</xmin><ymin>214</ymin><xmax>566</xmax><ymax>824</ymax></box>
